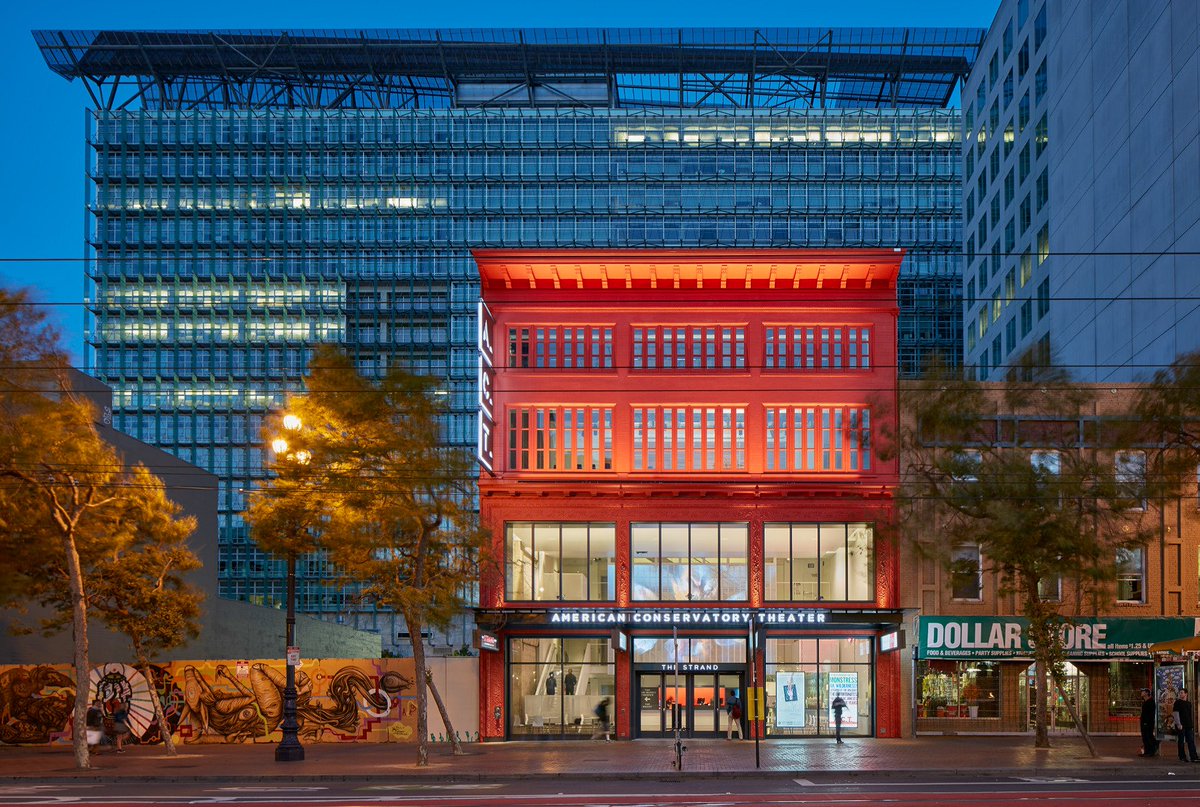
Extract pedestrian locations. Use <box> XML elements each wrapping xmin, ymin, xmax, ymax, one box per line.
<box><xmin>1171</xmin><ymin>689</ymin><xmax>1200</xmax><ymax>763</ymax></box>
<box><xmin>726</xmin><ymin>694</ymin><xmax>744</xmax><ymax>740</ymax></box>
<box><xmin>106</xmin><ymin>698</ymin><xmax>131</xmax><ymax>753</ymax></box>
<box><xmin>1139</xmin><ymin>687</ymin><xmax>1160</xmax><ymax>757</ymax></box>
<box><xmin>564</xmin><ymin>669</ymin><xmax>577</xmax><ymax>695</ymax></box>
<box><xmin>546</xmin><ymin>672</ymin><xmax>557</xmax><ymax>695</ymax></box>
<box><xmin>831</xmin><ymin>695</ymin><xmax>847</xmax><ymax>744</ymax></box>
<box><xmin>85</xmin><ymin>699</ymin><xmax>105</xmax><ymax>751</ymax></box>
<box><xmin>591</xmin><ymin>696</ymin><xmax>612</xmax><ymax>742</ymax></box>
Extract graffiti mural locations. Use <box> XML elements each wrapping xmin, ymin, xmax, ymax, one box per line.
<box><xmin>0</xmin><ymin>665</ymin><xmax>74</xmax><ymax>744</ymax></box>
<box><xmin>0</xmin><ymin>658</ymin><xmax>432</xmax><ymax>746</ymax></box>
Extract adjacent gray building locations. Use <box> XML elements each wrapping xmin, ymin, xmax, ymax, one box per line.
<box><xmin>962</xmin><ymin>0</ymin><xmax>1200</xmax><ymax>381</ymax></box>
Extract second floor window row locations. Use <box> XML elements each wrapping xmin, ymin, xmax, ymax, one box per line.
<box><xmin>501</xmin><ymin>324</ymin><xmax>874</xmax><ymax>371</ymax></box>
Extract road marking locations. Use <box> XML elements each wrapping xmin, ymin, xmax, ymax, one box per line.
<box><xmin>792</xmin><ymin>780</ymin><xmax>817</xmax><ymax>786</ymax></box>
<box><xmin>212</xmin><ymin>788</ymin><xmax>329</xmax><ymax>793</ymax></box>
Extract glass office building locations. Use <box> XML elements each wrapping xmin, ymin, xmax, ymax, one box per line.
<box><xmin>37</xmin><ymin>29</ymin><xmax>981</xmax><ymax>653</ymax></box>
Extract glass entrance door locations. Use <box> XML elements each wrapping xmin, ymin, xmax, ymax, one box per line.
<box><xmin>636</xmin><ymin>672</ymin><xmax>743</xmax><ymax>738</ymax></box>
<box><xmin>1022</xmin><ymin>662</ymin><xmax>1089</xmax><ymax>733</ymax></box>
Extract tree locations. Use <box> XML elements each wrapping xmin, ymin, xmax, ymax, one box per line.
<box><xmin>1134</xmin><ymin>350</ymin><xmax>1200</xmax><ymax>492</ymax></box>
<box><xmin>0</xmin><ymin>286</ymin><xmax>198</xmax><ymax>767</ymax></box>
<box><xmin>893</xmin><ymin>361</ymin><xmax>1149</xmax><ymax>752</ymax></box>
<box><xmin>250</xmin><ymin>346</ymin><xmax>489</xmax><ymax>766</ymax></box>
<box><xmin>85</xmin><ymin>466</ymin><xmax>203</xmax><ymax>756</ymax></box>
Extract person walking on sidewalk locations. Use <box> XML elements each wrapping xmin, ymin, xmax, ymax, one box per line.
<box><xmin>591</xmin><ymin>697</ymin><xmax>612</xmax><ymax>742</ymax></box>
<box><xmin>1140</xmin><ymin>687</ymin><xmax>1160</xmax><ymax>757</ymax></box>
<box><xmin>105</xmin><ymin>698</ymin><xmax>132</xmax><ymax>753</ymax></box>
<box><xmin>831</xmin><ymin>695</ymin><xmax>847</xmax><ymax>744</ymax></box>
<box><xmin>1171</xmin><ymin>689</ymin><xmax>1199</xmax><ymax>762</ymax></box>
<box><xmin>726</xmin><ymin>694</ymin><xmax>744</xmax><ymax>740</ymax></box>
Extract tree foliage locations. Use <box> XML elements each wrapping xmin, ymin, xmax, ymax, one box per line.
<box><xmin>246</xmin><ymin>346</ymin><xmax>491</xmax><ymax>766</ymax></box>
<box><xmin>0</xmin><ymin>286</ymin><xmax>199</xmax><ymax>767</ymax></box>
<box><xmin>1134</xmin><ymin>350</ymin><xmax>1200</xmax><ymax>493</ymax></box>
<box><xmin>894</xmin><ymin>361</ymin><xmax>1149</xmax><ymax>750</ymax></box>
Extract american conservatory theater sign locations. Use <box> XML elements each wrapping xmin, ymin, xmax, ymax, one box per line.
<box><xmin>549</xmin><ymin>608</ymin><xmax>829</xmax><ymax>626</ymax></box>
<box><xmin>918</xmin><ymin>616</ymin><xmax>1199</xmax><ymax>660</ymax></box>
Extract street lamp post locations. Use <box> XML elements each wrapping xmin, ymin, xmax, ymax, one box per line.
<box><xmin>271</xmin><ymin>413</ymin><xmax>306</xmax><ymax>762</ymax></box>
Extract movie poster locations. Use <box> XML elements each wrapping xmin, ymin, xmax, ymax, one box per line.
<box><xmin>775</xmin><ymin>671</ymin><xmax>805</xmax><ymax>728</ymax></box>
<box><xmin>828</xmin><ymin>671</ymin><xmax>859</xmax><ymax>729</ymax></box>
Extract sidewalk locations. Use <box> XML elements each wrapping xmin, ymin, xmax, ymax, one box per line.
<box><xmin>0</xmin><ymin>736</ymin><xmax>1191</xmax><ymax>783</ymax></box>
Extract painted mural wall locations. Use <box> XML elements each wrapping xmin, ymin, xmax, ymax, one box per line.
<box><xmin>0</xmin><ymin>657</ymin><xmax>479</xmax><ymax>746</ymax></box>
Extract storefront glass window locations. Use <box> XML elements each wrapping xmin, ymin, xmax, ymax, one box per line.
<box><xmin>506</xmin><ymin>522</ymin><xmax>615</xmax><ymax>601</ymax></box>
<box><xmin>631</xmin><ymin>522</ymin><xmax>749</xmax><ymax>601</ymax></box>
<box><xmin>765</xmin><ymin>637</ymin><xmax>873</xmax><ymax>736</ymax></box>
<box><xmin>915</xmin><ymin>660</ymin><xmax>1000</xmax><ymax>719</ymax></box>
<box><xmin>509</xmin><ymin>637</ymin><xmax>615</xmax><ymax>738</ymax></box>
<box><xmin>1108</xmin><ymin>661</ymin><xmax>1152</xmax><ymax>722</ymax></box>
<box><xmin>763</xmin><ymin>523</ymin><xmax>874</xmax><ymax>602</ymax></box>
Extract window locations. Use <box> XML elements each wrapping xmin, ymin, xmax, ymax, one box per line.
<box><xmin>951</xmin><ymin>449</ymin><xmax>982</xmax><ymax>482</ymax></box>
<box><xmin>917</xmin><ymin>660</ymin><xmax>1000</xmax><ymax>720</ymax></box>
<box><xmin>1115</xmin><ymin>546</ymin><xmax>1145</xmax><ymax>603</ymax></box>
<box><xmin>764</xmin><ymin>405</ymin><xmax>871</xmax><ymax>472</ymax></box>
<box><xmin>633</xmin><ymin>325</ymin><xmax>744</xmax><ymax>370</ymax></box>
<box><xmin>509</xmin><ymin>325</ymin><xmax>613</xmax><ymax>369</ymax></box>
<box><xmin>1035</xmin><ymin>60</ymin><xmax>1047</xmax><ymax>103</ymax></box>
<box><xmin>764</xmin><ymin>326</ymin><xmax>872</xmax><ymax>370</ymax></box>
<box><xmin>1036</xmin><ymin>169</ymin><xmax>1049</xmax><ymax>211</ymax></box>
<box><xmin>1037</xmin><ymin>278</ymin><xmax>1050</xmax><ymax>319</ymax></box>
<box><xmin>951</xmin><ymin>544</ymin><xmax>983</xmax><ymax>600</ymax></box>
<box><xmin>763</xmin><ymin>523</ymin><xmax>874</xmax><ymax>602</ymax></box>
<box><xmin>1115</xmin><ymin>450</ymin><xmax>1147</xmax><ymax>509</ymax></box>
<box><xmin>631</xmin><ymin>522</ymin><xmax>748</xmax><ymax>601</ymax></box>
<box><xmin>508</xmin><ymin>405</ymin><xmax>613</xmax><ymax>471</ymax></box>
<box><xmin>505</xmin><ymin>522</ymin><xmax>615</xmax><ymax>602</ymax></box>
<box><xmin>1037</xmin><ymin>225</ymin><xmax>1050</xmax><ymax>264</ymax></box>
<box><xmin>508</xmin><ymin>637</ymin><xmax>615</xmax><ymax>738</ymax></box>
<box><xmin>1021</xmin><ymin>299</ymin><xmax>1033</xmax><ymax>336</ymax></box>
<box><xmin>1031</xmin><ymin>449</ymin><xmax>1061</xmax><ymax>476</ymax></box>
<box><xmin>633</xmin><ymin>405</ymin><xmax>744</xmax><ymax>471</ymax></box>
<box><xmin>1037</xmin><ymin>575</ymin><xmax>1061</xmax><ymax>601</ymax></box>
<box><xmin>1035</xmin><ymin>5</ymin><xmax>1047</xmax><ymax>50</ymax></box>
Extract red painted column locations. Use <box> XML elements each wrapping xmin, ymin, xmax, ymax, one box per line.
<box><xmin>876</xmin><ymin>648</ymin><xmax>902</xmax><ymax>738</ymax></box>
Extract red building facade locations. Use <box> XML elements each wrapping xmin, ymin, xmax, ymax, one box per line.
<box><xmin>476</xmin><ymin>249</ymin><xmax>903</xmax><ymax>742</ymax></box>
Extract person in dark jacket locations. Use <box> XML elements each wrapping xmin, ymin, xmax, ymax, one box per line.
<box><xmin>831</xmin><ymin>695</ymin><xmax>847</xmax><ymax>744</ymax></box>
<box><xmin>1139</xmin><ymin>688</ymin><xmax>1159</xmax><ymax>757</ymax></box>
<box><xmin>590</xmin><ymin>697</ymin><xmax>611</xmax><ymax>742</ymax></box>
<box><xmin>1171</xmin><ymin>689</ymin><xmax>1199</xmax><ymax>762</ymax></box>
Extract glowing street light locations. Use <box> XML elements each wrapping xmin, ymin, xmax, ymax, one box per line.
<box><xmin>271</xmin><ymin>412</ymin><xmax>306</xmax><ymax>763</ymax></box>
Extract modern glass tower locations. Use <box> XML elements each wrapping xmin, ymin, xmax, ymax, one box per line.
<box><xmin>36</xmin><ymin>28</ymin><xmax>981</xmax><ymax>653</ymax></box>
<box><xmin>962</xmin><ymin>1</ymin><xmax>1200</xmax><ymax>381</ymax></box>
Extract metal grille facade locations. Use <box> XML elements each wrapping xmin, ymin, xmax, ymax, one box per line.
<box><xmin>76</xmin><ymin>52</ymin><xmax>966</xmax><ymax>653</ymax></box>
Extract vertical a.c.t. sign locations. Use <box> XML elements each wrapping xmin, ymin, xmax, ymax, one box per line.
<box><xmin>477</xmin><ymin>299</ymin><xmax>495</xmax><ymax>472</ymax></box>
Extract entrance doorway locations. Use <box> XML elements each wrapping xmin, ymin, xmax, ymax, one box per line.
<box><xmin>1022</xmin><ymin>661</ymin><xmax>1089</xmax><ymax>733</ymax></box>
<box><xmin>636</xmin><ymin>672</ymin><xmax>743</xmax><ymax>738</ymax></box>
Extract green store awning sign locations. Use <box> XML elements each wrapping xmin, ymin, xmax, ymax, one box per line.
<box><xmin>917</xmin><ymin>616</ymin><xmax>1199</xmax><ymax>660</ymax></box>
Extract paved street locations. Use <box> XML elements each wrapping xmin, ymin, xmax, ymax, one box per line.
<box><xmin>1</xmin><ymin>735</ymin><xmax>1196</xmax><ymax>782</ymax></box>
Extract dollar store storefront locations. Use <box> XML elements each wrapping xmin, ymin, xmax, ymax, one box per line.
<box><xmin>914</xmin><ymin>616</ymin><xmax>1198</xmax><ymax>734</ymax></box>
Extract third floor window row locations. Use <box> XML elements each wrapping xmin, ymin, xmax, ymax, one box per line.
<box><xmin>504</xmin><ymin>324</ymin><xmax>874</xmax><ymax>371</ymax></box>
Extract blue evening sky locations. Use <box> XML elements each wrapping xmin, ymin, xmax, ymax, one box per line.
<box><xmin>0</xmin><ymin>0</ymin><xmax>999</xmax><ymax>363</ymax></box>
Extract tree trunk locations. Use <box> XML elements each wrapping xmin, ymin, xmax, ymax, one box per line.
<box><xmin>426</xmin><ymin>667</ymin><xmax>465</xmax><ymax>755</ymax></box>
<box><xmin>1052</xmin><ymin>665</ymin><xmax>1097</xmax><ymax>757</ymax></box>
<box><xmin>63</xmin><ymin>529</ymin><xmax>91</xmax><ymax>770</ymax></box>
<box><xmin>1033</xmin><ymin>656</ymin><xmax>1050</xmax><ymax>748</ymax></box>
<box><xmin>406</xmin><ymin>611</ymin><xmax>429</xmax><ymax>766</ymax></box>
<box><xmin>138</xmin><ymin>655</ymin><xmax>176</xmax><ymax>756</ymax></box>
